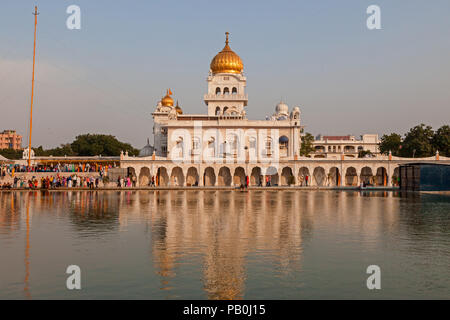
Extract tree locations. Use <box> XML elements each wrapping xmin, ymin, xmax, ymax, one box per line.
<box><xmin>33</xmin><ymin>144</ymin><xmax>75</xmax><ymax>157</ymax></box>
<box><xmin>300</xmin><ymin>132</ymin><xmax>314</xmax><ymax>157</ymax></box>
<box><xmin>70</xmin><ymin>134</ymin><xmax>139</xmax><ymax>156</ymax></box>
<box><xmin>433</xmin><ymin>125</ymin><xmax>450</xmax><ymax>157</ymax></box>
<box><xmin>0</xmin><ymin>148</ymin><xmax>23</xmax><ymax>160</ymax></box>
<box><xmin>379</xmin><ymin>133</ymin><xmax>402</xmax><ymax>156</ymax></box>
<box><xmin>358</xmin><ymin>150</ymin><xmax>373</xmax><ymax>158</ymax></box>
<box><xmin>400</xmin><ymin>124</ymin><xmax>434</xmax><ymax>157</ymax></box>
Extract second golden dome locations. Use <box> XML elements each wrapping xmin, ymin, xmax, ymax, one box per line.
<box><xmin>161</xmin><ymin>89</ymin><xmax>174</xmax><ymax>107</ymax></box>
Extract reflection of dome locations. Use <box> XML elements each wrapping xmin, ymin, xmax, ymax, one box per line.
<box><xmin>161</xmin><ymin>89</ymin><xmax>174</xmax><ymax>107</ymax></box>
<box><xmin>139</xmin><ymin>139</ymin><xmax>154</xmax><ymax>157</ymax></box>
<box><xmin>275</xmin><ymin>101</ymin><xmax>289</xmax><ymax>115</ymax></box>
<box><xmin>210</xmin><ymin>32</ymin><xmax>243</xmax><ymax>74</ymax></box>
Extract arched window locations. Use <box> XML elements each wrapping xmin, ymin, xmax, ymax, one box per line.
<box><xmin>192</xmin><ymin>137</ymin><xmax>201</xmax><ymax>155</ymax></box>
<box><xmin>232</xmin><ymin>135</ymin><xmax>238</xmax><ymax>151</ymax></box>
<box><xmin>215</xmin><ymin>87</ymin><xmax>221</xmax><ymax>95</ymax></box>
<box><xmin>279</xmin><ymin>136</ymin><xmax>289</xmax><ymax>149</ymax></box>
<box><xmin>265</xmin><ymin>138</ymin><xmax>272</xmax><ymax>155</ymax></box>
<box><xmin>232</xmin><ymin>87</ymin><xmax>237</xmax><ymax>94</ymax></box>
<box><xmin>223</xmin><ymin>106</ymin><xmax>229</xmax><ymax>114</ymax></box>
<box><xmin>249</xmin><ymin>137</ymin><xmax>256</xmax><ymax>149</ymax></box>
<box><xmin>223</xmin><ymin>87</ymin><xmax>230</xmax><ymax>95</ymax></box>
<box><xmin>215</xmin><ymin>106</ymin><xmax>221</xmax><ymax>115</ymax></box>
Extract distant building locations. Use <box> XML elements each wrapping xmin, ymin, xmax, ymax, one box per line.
<box><xmin>0</xmin><ymin>130</ymin><xmax>22</xmax><ymax>150</ymax></box>
<box><xmin>311</xmin><ymin>134</ymin><xmax>379</xmax><ymax>158</ymax></box>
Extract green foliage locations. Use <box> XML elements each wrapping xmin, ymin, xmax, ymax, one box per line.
<box><xmin>33</xmin><ymin>144</ymin><xmax>76</xmax><ymax>157</ymax></box>
<box><xmin>300</xmin><ymin>132</ymin><xmax>314</xmax><ymax>157</ymax></box>
<box><xmin>400</xmin><ymin>124</ymin><xmax>434</xmax><ymax>157</ymax></box>
<box><xmin>358</xmin><ymin>150</ymin><xmax>373</xmax><ymax>158</ymax></box>
<box><xmin>71</xmin><ymin>134</ymin><xmax>139</xmax><ymax>156</ymax></box>
<box><xmin>379</xmin><ymin>124</ymin><xmax>449</xmax><ymax>158</ymax></box>
<box><xmin>0</xmin><ymin>148</ymin><xmax>23</xmax><ymax>160</ymax></box>
<box><xmin>379</xmin><ymin>133</ymin><xmax>402</xmax><ymax>156</ymax></box>
<box><xmin>0</xmin><ymin>134</ymin><xmax>139</xmax><ymax>159</ymax></box>
<box><xmin>433</xmin><ymin>125</ymin><xmax>450</xmax><ymax>157</ymax></box>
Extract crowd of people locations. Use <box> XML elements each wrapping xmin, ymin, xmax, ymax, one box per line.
<box><xmin>0</xmin><ymin>175</ymin><xmax>104</xmax><ymax>189</ymax></box>
<box><xmin>1</xmin><ymin>163</ymin><xmax>111</xmax><ymax>175</ymax></box>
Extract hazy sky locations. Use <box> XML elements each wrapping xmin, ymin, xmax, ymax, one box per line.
<box><xmin>1</xmin><ymin>0</ymin><xmax>449</xmax><ymax>149</ymax></box>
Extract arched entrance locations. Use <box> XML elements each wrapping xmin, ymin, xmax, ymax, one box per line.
<box><xmin>392</xmin><ymin>167</ymin><xmax>400</xmax><ymax>186</ymax></box>
<box><xmin>375</xmin><ymin>167</ymin><xmax>387</xmax><ymax>186</ymax></box>
<box><xmin>127</xmin><ymin>167</ymin><xmax>137</xmax><ymax>186</ymax></box>
<box><xmin>298</xmin><ymin>167</ymin><xmax>310</xmax><ymax>186</ymax></box>
<box><xmin>360</xmin><ymin>167</ymin><xmax>373</xmax><ymax>185</ymax></box>
<box><xmin>345</xmin><ymin>167</ymin><xmax>358</xmax><ymax>186</ymax></box>
<box><xmin>157</xmin><ymin>167</ymin><xmax>169</xmax><ymax>186</ymax></box>
<box><xmin>250</xmin><ymin>167</ymin><xmax>262</xmax><ymax>186</ymax></box>
<box><xmin>313</xmin><ymin>167</ymin><xmax>326</xmax><ymax>186</ymax></box>
<box><xmin>264</xmin><ymin>166</ymin><xmax>279</xmax><ymax>186</ymax></box>
<box><xmin>186</xmin><ymin>167</ymin><xmax>199</xmax><ymax>186</ymax></box>
<box><xmin>127</xmin><ymin>167</ymin><xmax>136</xmax><ymax>179</ymax></box>
<box><xmin>139</xmin><ymin>167</ymin><xmax>150</xmax><ymax>187</ymax></box>
<box><xmin>233</xmin><ymin>167</ymin><xmax>246</xmax><ymax>186</ymax></box>
<box><xmin>170</xmin><ymin>167</ymin><xmax>185</xmax><ymax>186</ymax></box>
<box><xmin>328</xmin><ymin>167</ymin><xmax>340</xmax><ymax>186</ymax></box>
<box><xmin>204</xmin><ymin>167</ymin><xmax>216</xmax><ymax>186</ymax></box>
<box><xmin>218</xmin><ymin>167</ymin><xmax>232</xmax><ymax>186</ymax></box>
<box><xmin>281</xmin><ymin>167</ymin><xmax>294</xmax><ymax>186</ymax></box>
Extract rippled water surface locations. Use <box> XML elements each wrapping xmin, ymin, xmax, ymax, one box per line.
<box><xmin>0</xmin><ymin>190</ymin><xmax>449</xmax><ymax>299</ymax></box>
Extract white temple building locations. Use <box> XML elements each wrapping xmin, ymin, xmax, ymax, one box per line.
<box><xmin>121</xmin><ymin>33</ymin><xmax>447</xmax><ymax>187</ymax></box>
<box><xmin>151</xmin><ymin>32</ymin><xmax>302</xmax><ymax>164</ymax></box>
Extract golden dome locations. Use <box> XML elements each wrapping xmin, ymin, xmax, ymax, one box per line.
<box><xmin>210</xmin><ymin>32</ymin><xmax>243</xmax><ymax>74</ymax></box>
<box><xmin>161</xmin><ymin>89</ymin><xmax>174</xmax><ymax>107</ymax></box>
<box><xmin>175</xmin><ymin>101</ymin><xmax>183</xmax><ymax>114</ymax></box>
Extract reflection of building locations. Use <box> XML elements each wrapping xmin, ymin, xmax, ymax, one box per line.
<box><xmin>0</xmin><ymin>130</ymin><xmax>22</xmax><ymax>150</ymax></box>
<box><xmin>312</xmin><ymin>134</ymin><xmax>380</xmax><ymax>158</ymax></box>
<box><xmin>116</xmin><ymin>191</ymin><xmax>309</xmax><ymax>299</ymax></box>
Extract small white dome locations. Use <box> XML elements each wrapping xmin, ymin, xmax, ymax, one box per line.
<box><xmin>275</xmin><ymin>101</ymin><xmax>289</xmax><ymax>115</ymax></box>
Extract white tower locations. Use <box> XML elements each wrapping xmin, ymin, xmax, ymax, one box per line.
<box><xmin>204</xmin><ymin>32</ymin><xmax>248</xmax><ymax>117</ymax></box>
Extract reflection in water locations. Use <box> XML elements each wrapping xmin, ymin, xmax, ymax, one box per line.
<box><xmin>0</xmin><ymin>190</ymin><xmax>448</xmax><ymax>299</ymax></box>
<box><xmin>141</xmin><ymin>191</ymin><xmax>313</xmax><ymax>299</ymax></box>
<box><xmin>24</xmin><ymin>196</ymin><xmax>31</xmax><ymax>299</ymax></box>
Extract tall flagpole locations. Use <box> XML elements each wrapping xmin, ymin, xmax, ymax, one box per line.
<box><xmin>28</xmin><ymin>6</ymin><xmax>39</xmax><ymax>168</ymax></box>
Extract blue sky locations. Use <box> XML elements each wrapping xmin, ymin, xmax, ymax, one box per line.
<box><xmin>1</xmin><ymin>0</ymin><xmax>449</xmax><ymax>148</ymax></box>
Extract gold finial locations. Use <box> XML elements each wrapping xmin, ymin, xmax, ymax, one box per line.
<box><xmin>225</xmin><ymin>32</ymin><xmax>229</xmax><ymax>45</ymax></box>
